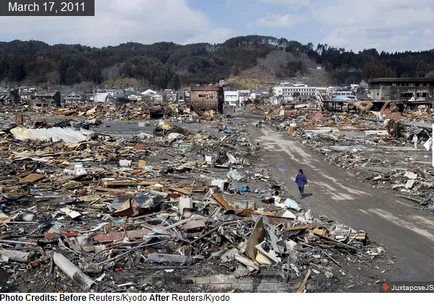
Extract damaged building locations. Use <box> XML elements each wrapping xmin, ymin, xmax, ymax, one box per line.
<box><xmin>190</xmin><ymin>86</ymin><xmax>224</xmax><ymax>114</ymax></box>
<box><xmin>29</xmin><ymin>91</ymin><xmax>61</xmax><ymax>108</ymax></box>
<box><xmin>0</xmin><ymin>89</ymin><xmax>11</xmax><ymax>103</ymax></box>
<box><xmin>368</xmin><ymin>78</ymin><xmax>434</xmax><ymax>102</ymax></box>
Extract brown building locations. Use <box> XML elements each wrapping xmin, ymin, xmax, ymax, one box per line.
<box><xmin>368</xmin><ymin>78</ymin><xmax>434</xmax><ymax>101</ymax></box>
<box><xmin>29</xmin><ymin>91</ymin><xmax>61</xmax><ymax>108</ymax></box>
<box><xmin>189</xmin><ymin>86</ymin><xmax>224</xmax><ymax>113</ymax></box>
<box><xmin>28</xmin><ymin>99</ymin><xmax>53</xmax><ymax>108</ymax></box>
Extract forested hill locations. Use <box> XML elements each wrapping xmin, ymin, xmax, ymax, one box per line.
<box><xmin>1</xmin><ymin>35</ymin><xmax>434</xmax><ymax>89</ymax></box>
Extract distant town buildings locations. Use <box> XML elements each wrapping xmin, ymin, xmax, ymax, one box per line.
<box><xmin>2</xmin><ymin>77</ymin><xmax>433</xmax><ymax>110</ymax></box>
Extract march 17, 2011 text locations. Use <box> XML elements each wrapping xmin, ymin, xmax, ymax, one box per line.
<box><xmin>0</xmin><ymin>0</ymin><xmax>95</xmax><ymax>16</ymax></box>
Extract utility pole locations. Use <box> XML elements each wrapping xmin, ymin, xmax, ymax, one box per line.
<box><xmin>432</xmin><ymin>123</ymin><xmax>434</xmax><ymax>167</ymax></box>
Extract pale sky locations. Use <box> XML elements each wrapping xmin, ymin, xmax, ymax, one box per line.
<box><xmin>0</xmin><ymin>0</ymin><xmax>431</xmax><ymax>52</ymax></box>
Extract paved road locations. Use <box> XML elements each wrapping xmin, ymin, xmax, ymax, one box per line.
<box><xmin>238</xmin><ymin>111</ymin><xmax>434</xmax><ymax>282</ymax></box>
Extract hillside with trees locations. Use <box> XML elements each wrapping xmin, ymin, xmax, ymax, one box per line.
<box><xmin>1</xmin><ymin>36</ymin><xmax>434</xmax><ymax>90</ymax></box>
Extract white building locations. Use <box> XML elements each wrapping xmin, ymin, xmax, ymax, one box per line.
<box><xmin>224</xmin><ymin>91</ymin><xmax>239</xmax><ymax>106</ymax></box>
<box><xmin>141</xmin><ymin>89</ymin><xmax>157</xmax><ymax>96</ymax></box>
<box><xmin>238</xmin><ymin>90</ymin><xmax>250</xmax><ymax>105</ymax></box>
<box><xmin>64</xmin><ymin>91</ymin><xmax>83</xmax><ymax>104</ymax></box>
<box><xmin>328</xmin><ymin>86</ymin><xmax>354</xmax><ymax>96</ymax></box>
<box><xmin>333</xmin><ymin>91</ymin><xmax>354</xmax><ymax>96</ymax></box>
<box><xmin>273</xmin><ymin>83</ymin><xmax>317</xmax><ymax>99</ymax></box>
<box><xmin>93</xmin><ymin>92</ymin><xmax>115</xmax><ymax>103</ymax></box>
<box><xmin>105</xmin><ymin>89</ymin><xmax>124</xmax><ymax>98</ymax></box>
<box><xmin>327</xmin><ymin>86</ymin><xmax>355</xmax><ymax>95</ymax></box>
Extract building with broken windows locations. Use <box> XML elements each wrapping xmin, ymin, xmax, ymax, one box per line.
<box><xmin>64</xmin><ymin>91</ymin><xmax>86</xmax><ymax>104</ymax></box>
<box><xmin>190</xmin><ymin>85</ymin><xmax>224</xmax><ymax>113</ymax></box>
<box><xmin>368</xmin><ymin>78</ymin><xmax>434</xmax><ymax>101</ymax></box>
<box><xmin>18</xmin><ymin>86</ymin><xmax>38</xmax><ymax>100</ymax></box>
<box><xmin>28</xmin><ymin>91</ymin><xmax>61</xmax><ymax>108</ymax></box>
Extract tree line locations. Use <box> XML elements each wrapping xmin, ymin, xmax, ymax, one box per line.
<box><xmin>1</xmin><ymin>36</ymin><xmax>434</xmax><ymax>89</ymax></box>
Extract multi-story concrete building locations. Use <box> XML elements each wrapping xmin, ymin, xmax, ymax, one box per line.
<box><xmin>368</xmin><ymin>78</ymin><xmax>434</xmax><ymax>101</ymax></box>
<box><xmin>190</xmin><ymin>85</ymin><xmax>224</xmax><ymax>113</ymax></box>
<box><xmin>272</xmin><ymin>83</ymin><xmax>317</xmax><ymax>99</ymax></box>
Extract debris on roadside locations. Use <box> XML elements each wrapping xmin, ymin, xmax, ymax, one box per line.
<box><xmin>0</xmin><ymin>106</ymin><xmax>386</xmax><ymax>293</ymax></box>
<box><xmin>250</xmin><ymin>102</ymin><xmax>434</xmax><ymax>213</ymax></box>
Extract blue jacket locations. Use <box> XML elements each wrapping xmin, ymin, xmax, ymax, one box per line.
<box><xmin>295</xmin><ymin>174</ymin><xmax>307</xmax><ymax>188</ymax></box>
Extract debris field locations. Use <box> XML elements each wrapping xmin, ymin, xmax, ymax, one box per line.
<box><xmin>252</xmin><ymin>101</ymin><xmax>434</xmax><ymax>215</ymax></box>
<box><xmin>0</xmin><ymin>104</ymin><xmax>389</xmax><ymax>293</ymax></box>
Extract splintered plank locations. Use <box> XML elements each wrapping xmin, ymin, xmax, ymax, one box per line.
<box><xmin>19</xmin><ymin>173</ymin><xmax>45</xmax><ymax>183</ymax></box>
<box><xmin>169</xmin><ymin>187</ymin><xmax>192</xmax><ymax>195</ymax></box>
<box><xmin>297</xmin><ymin>269</ymin><xmax>312</xmax><ymax>293</ymax></box>
<box><xmin>212</xmin><ymin>193</ymin><xmax>233</xmax><ymax>210</ymax></box>
<box><xmin>314</xmin><ymin>232</ymin><xmax>358</xmax><ymax>251</ymax></box>
<box><xmin>286</xmin><ymin>225</ymin><xmax>313</xmax><ymax>231</ymax></box>
<box><xmin>95</xmin><ymin>187</ymin><xmax>138</xmax><ymax>194</ymax></box>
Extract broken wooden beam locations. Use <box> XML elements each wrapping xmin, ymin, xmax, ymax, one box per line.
<box><xmin>212</xmin><ymin>193</ymin><xmax>233</xmax><ymax>210</ymax></box>
<box><xmin>95</xmin><ymin>187</ymin><xmax>138</xmax><ymax>194</ymax></box>
<box><xmin>169</xmin><ymin>187</ymin><xmax>192</xmax><ymax>195</ymax></box>
<box><xmin>287</xmin><ymin>225</ymin><xmax>313</xmax><ymax>231</ymax></box>
<box><xmin>321</xmin><ymin>250</ymin><xmax>342</xmax><ymax>268</ymax></box>
<box><xmin>314</xmin><ymin>233</ymin><xmax>358</xmax><ymax>251</ymax></box>
<box><xmin>297</xmin><ymin>269</ymin><xmax>311</xmax><ymax>293</ymax></box>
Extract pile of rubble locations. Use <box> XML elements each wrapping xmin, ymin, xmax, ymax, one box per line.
<box><xmin>252</xmin><ymin>102</ymin><xmax>434</xmax><ymax>214</ymax></box>
<box><xmin>0</xmin><ymin>114</ymin><xmax>387</xmax><ymax>293</ymax></box>
<box><xmin>0</xmin><ymin>101</ymin><xmax>222</xmax><ymax>132</ymax></box>
<box><xmin>299</xmin><ymin>130</ymin><xmax>434</xmax><ymax>213</ymax></box>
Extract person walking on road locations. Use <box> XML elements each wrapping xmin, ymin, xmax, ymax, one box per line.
<box><xmin>295</xmin><ymin>169</ymin><xmax>308</xmax><ymax>199</ymax></box>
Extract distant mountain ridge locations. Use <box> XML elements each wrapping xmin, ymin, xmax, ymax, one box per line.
<box><xmin>1</xmin><ymin>35</ymin><xmax>434</xmax><ymax>89</ymax></box>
